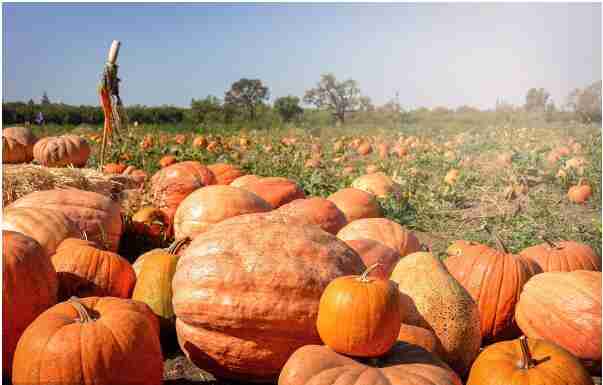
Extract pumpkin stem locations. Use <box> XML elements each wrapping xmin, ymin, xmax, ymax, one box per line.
<box><xmin>542</xmin><ymin>236</ymin><xmax>561</xmax><ymax>249</ymax></box>
<box><xmin>68</xmin><ymin>296</ymin><xmax>94</xmax><ymax>323</ymax></box>
<box><xmin>519</xmin><ymin>336</ymin><xmax>535</xmax><ymax>370</ymax></box>
<box><xmin>81</xmin><ymin>231</ymin><xmax>88</xmax><ymax>241</ymax></box>
<box><xmin>168</xmin><ymin>237</ymin><xmax>190</xmax><ymax>255</ymax></box>
<box><xmin>483</xmin><ymin>225</ymin><xmax>509</xmax><ymax>254</ymax></box>
<box><xmin>358</xmin><ymin>263</ymin><xmax>381</xmax><ymax>282</ymax></box>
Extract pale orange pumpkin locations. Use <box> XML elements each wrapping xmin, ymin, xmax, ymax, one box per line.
<box><xmin>33</xmin><ymin>135</ymin><xmax>91</xmax><ymax>167</ymax></box>
<box><xmin>327</xmin><ymin>188</ymin><xmax>383</xmax><ymax>222</ymax></box>
<box><xmin>337</xmin><ymin>218</ymin><xmax>421</xmax><ymax>257</ymax></box>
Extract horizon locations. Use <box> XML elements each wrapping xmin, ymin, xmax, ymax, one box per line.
<box><xmin>3</xmin><ymin>3</ymin><xmax>601</xmax><ymax>110</ymax></box>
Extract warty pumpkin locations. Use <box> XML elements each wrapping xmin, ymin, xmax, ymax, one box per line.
<box><xmin>33</xmin><ymin>134</ymin><xmax>91</xmax><ymax>167</ymax></box>
<box><xmin>279</xmin><ymin>343</ymin><xmax>462</xmax><ymax>385</ymax></box>
<box><xmin>327</xmin><ymin>187</ymin><xmax>383</xmax><ymax>222</ymax></box>
<box><xmin>515</xmin><ymin>270</ymin><xmax>601</xmax><ymax>362</ymax></box>
<box><xmin>316</xmin><ymin>263</ymin><xmax>402</xmax><ymax>357</ymax></box>
<box><xmin>172</xmin><ymin>221</ymin><xmax>365</xmax><ymax>382</ymax></box>
<box><xmin>520</xmin><ymin>238</ymin><xmax>601</xmax><ymax>273</ymax></box>
<box><xmin>12</xmin><ymin>296</ymin><xmax>163</xmax><ymax>385</ymax></box>
<box><xmin>467</xmin><ymin>336</ymin><xmax>594</xmax><ymax>385</ymax></box>
<box><xmin>3</xmin><ymin>231</ymin><xmax>58</xmax><ymax>377</ymax></box>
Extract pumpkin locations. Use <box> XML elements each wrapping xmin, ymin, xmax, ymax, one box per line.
<box><xmin>51</xmin><ymin>238</ymin><xmax>137</xmax><ymax>301</ymax></box>
<box><xmin>122</xmin><ymin>165</ymin><xmax>148</xmax><ymax>186</ymax></box>
<box><xmin>390</xmin><ymin>252</ymin><xmax>481</xmax><ymax>376</ymax></box>
<box><xmin>515</xmin><ymin>270</ymin><xmax>601</xmax><ymax>361</ymax></box>
<box><xmin>444</xmin><ymin>169</ymin><xmax>460</xmax><ymax>185</ymax></box>
<box><xmin>159</xmin><ymin>155</ymin><xmax>177</xmax><ymax>168</ymax></box>
<box><xmin>173</xmin><ymin>134</ymin><xmax>187</xmax><ymax>145</ymax></box>
<box><xmin>276</xmin><ymin>197</ymin><xmax>348</xmax><ymax>234</ymax></box>
<box><xmin>444</xmin><ymin>237</ymin><xmax>534</xmax><ymax>343</ymax></box>
<box><xmin>3</xmin><ymin>231</ymin><xmax>57</xmax><ymax>376</ymax></box>
<box><xmin>8</xmin><ymin>188</ymin><xmax>123</xmax><ymax>252</ymax></box>
<box><xmin>103</xmin><ymin>162</ymin><xmax>127</xmax><ymax>174</ymax></box>
<box><xmin>173</xmin><ymin>185</ymin><xmax>272</xmax><ymax>240</ymax></box>
<box><xmin>568</xmin><ymin>179</ymin><xmax>592</xmax><ymax>203</ymax></box>
<box><xmin>520</xmin><ymin>239</ymin><xmax>601</xmax><ymax>273</ymax></box>
<box><xmin>238</xmin><ymin>176</ymin><xmax>306</xmax><ymax>209</ymax></box>
<box><xmin>351</xmin><ymin>172</ymin><xmax>402</xmax><ymax>198</ymax></box>
<box><xmin>378</xmin><ymin>143</ymin><xmax>389</xmax><ymax>159</ymax></box>
<box><xmin>192</xmin><ymin>135</ymin><xmax>207</xmax><ymax>148</ymax></box>
<box><xmin>327</xmin><ymin>188</ymin><xmax>383</xmax><ymax>222</ymax></box>
<box><xmin>345</xmin><ymin>239</ymin><xmax>401</xmax><ymax>279</ymax></box>
<box><xmin>2</xmin><ymin>207</ymin><xmax>78</xmax><ymax>257</ymax></box>
<box><xmin>150</xmin><ymin>161</ymin><xmax>216</xmax><ymax>229</ymax></box>
<box><xmin>397</xmin><ymin>324</ymin><xmax>445</xmax><ymax>358</ymax></box>
<box><xmin>2</xmin><ymin>136</ymin><xmax>30</xmax><ymax>163</ymax></box>
<box><xmin>172</xmin><ymin>221</ymin><xmax>365</xmax><ymax>381</ymax></box>
<box><xmin>12</xmin><ymin>296</ymin><xmax>163</xmax><ymax>385</ymax></box>
<box><xmin>337</xmin><ymin>218</ymin><xmax>421</xmax><ymax>257</ymax></box>
<box><xmin>279</xmin><ymin>343</ymin><xmax>462</xmax><ymax>385</ymax></box>
<box><xmin>317</xmin><ymin>264</ymin><xmax>402</xmax><ymax>357</ymax></box>
<box><xmin>356</xmin><ymin>141</ymin><xmax>373</xmax><ymax>155</ymax></box>
<box><xmin>467</xmin><ymin>336</ymin><xmax>594</xmax><ymax>385</ymax></box>
<box><xmin>207</xmin><ymin>163</ymin><xmax>245</xmax><ymax>185</ymax></box>
<box><xmin>33</xmin><ymin>134</ymin><xmax>91</xmax><ymax>167</ymax></box>
<box><xmin>230</xmin><ymin>174</ymin><xmax>262</xmax><ymax>188</ymax></box>
<box><xmin>3</xmin><ymin>126</ymin><xmax>37</xmax><ymax>159</ymax></box>
<box><xmin>131</xmin><ymin>206</ymin><xmax>168</xmax><ymax>241</ymax></box>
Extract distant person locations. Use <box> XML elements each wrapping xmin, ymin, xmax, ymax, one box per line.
<box><xmin>35</xmin><ymin>111</ymin><xmax>45</xmax><ymax>126</ymax></box>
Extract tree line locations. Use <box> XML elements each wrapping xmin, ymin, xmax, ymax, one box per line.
<box><xmin>3</xmin><ymin>76</ymin><xmax>601</xmax><ymax>128</ymax></box>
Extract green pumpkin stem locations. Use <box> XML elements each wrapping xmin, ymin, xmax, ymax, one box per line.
<box><xmin>483</xmin><ymin>225</ymin><xmax>510</xmax><ymax>254</ymax></box>
<box><xmin>68</xmin><ymin>296</ymin><xmax>93</xmax><ymax>323</ymax></box>
<box><xmin>519</xmin><ymin>336</ymin><xmax>535</xmax><ymax>369</ymax></box>
<box><xmin>358</xmin><ymin>263</ymin><xmax>381</xmax><ymax>282</ymax></box>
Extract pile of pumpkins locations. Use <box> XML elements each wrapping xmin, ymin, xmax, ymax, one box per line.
<box><xmin>4</xmin><ymin>157</ymin><xmax>602</xmax><ymax>385</ymax></box>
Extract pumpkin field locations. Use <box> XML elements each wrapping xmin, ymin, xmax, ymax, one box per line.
<box><xmin>2</xmin><ymin>118</ymin><xmax>602</xmax><ymax>385</ymax></box>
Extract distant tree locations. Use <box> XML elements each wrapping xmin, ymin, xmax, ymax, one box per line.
<box><xmin>191</xmin><ymin>96</ymin><xmax>223</xmax><ymax>125</ymax></box>
<box><xmin>303</xmin><ymin>73</ymin><xmax>367</xmax><ymax>124</ymax></box>
<box><xmin>567</xmin><ymin>81</ymin><xmax>602</xmax><ymax>123</ymax></box>
<box><xmin>224</xmin><ymin>78</ymin><xmax>269</xmax><ymax>121</ymax></box>
<box><xmin>41</xmin><ymin>91</ymin><xmax>51</xmax><ymax>105</ymax></box>
<box><xmin>274</xmin><ymin>96</ymin><xmax>303</xmax><ymax>122</ymax></box>
<box><xmin>525</xmin><ymin>88</ymin><xmax>550</xmax><ymax>112</ymax></box>
<box><xmin>358</xmin><ymin>96</ymin><xmax>374</xmax><ymax>112</ymax></box>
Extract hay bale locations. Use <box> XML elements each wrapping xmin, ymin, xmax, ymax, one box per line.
<box><xmin>2</xmin><ymin>164</ymin><xmax>144</xmax><ymax>212</ymax></box>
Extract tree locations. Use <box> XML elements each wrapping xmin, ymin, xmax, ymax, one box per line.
<box><xmin>224</xmin><ymin>78</ymin><xmax>269</xmax><ymax>121</ymax></box>
<box><xmin>191</xmin><ymin>96</ymin><xmax>223</xmax><ymax>125</ymax></box>
<box><xmin>567</xmin><ymin>81</ymin><xmax>601</xmax><ymax>123</ymax></box>
<box><xmin>525</xmin><ymin>88</ymin><xmax>550</xmax><ymax>112</ymax></box>
<box><xmin>41</xmin><ymin>91</ymin><xmax>51</xmax><ymax>105</ymax></box>
<box><xmin>303</xmin><ymin>73</ymin><xmax>367</xmax><ymax>124</ymax></box>
<box><xmin>274</xmin><ymin>96</ymin><xmax>303</xmax><ymax>122</ymax></box>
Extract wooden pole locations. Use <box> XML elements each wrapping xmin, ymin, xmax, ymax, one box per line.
<box><xmin>99</xmin><ymin>40</ymin><xmax>121</xmax><ymax>170</ymax></box>
<box><xmin>107</xmin><ymin>40</ymin><xmax>121</xmax><ymax>65</ymax></box>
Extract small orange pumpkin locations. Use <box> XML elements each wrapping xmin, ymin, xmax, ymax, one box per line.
<box><xmin>159</xmin><ymin>155</ymin><xmax>177</xmax><ymax>168</ymax></box>
<box><xmin>568</xmin><ymin>179</ymin><xmax>592</xmax><ymax>203</ymax></box>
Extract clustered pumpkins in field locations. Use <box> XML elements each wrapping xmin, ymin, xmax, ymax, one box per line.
<box><xmin>2</xmin><ymin>130</ymin><xmax>602</xmax><ymax>385</ymax></box>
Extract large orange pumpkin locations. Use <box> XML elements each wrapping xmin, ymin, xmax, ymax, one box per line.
<box><xmin>345</xmin><ymin>239</ymin><xmax>401</xmax><ymax>279</ymax></box>
<box><xmin>8</xmin><ymin>189</ymin><xmax>123</xmax><ymax>252</ymax></box>
<box><xmin>279</xmin><ymin>343</ymin><xmax>462</xmax><ymax>385</ymax></box>
<box><xmin>12</xmin><ymin>297</ymin><xmax>163</xmax><ymax>385</ymax></box>
<box><xmin>2</xmin><ymin>136</ymin><xmax>30</xmax><ymax>163</ymax></box>
<box><xmin>467</xmin><ymin>336</ymin><xmax>594</xmax><ymax>385</ymax></box>
<box><xmin>238</xmin><ymin>176</ymin><xmax>306</xmax><ymax>208</ymax></box>
<box><xmin>3</xmin><ymin>231</ymin><xmax>57</xmax><ymax>377</ymax></box>
<box><xmin>276</xmin><ymin>197</ymin><xmax>348</xmax><ymax>235</ymax></box>
<box><xmin>51</xmin><ymin>238</ymin><xmax>137</xmax><ymax>301</ymax></box>
<box><xmin>515</xmin><ymin>270</ymin><xmax>601</xmax><ymax>361</ymax></box>
<box><xmin>207</xmin><ymin>163</ymin><xmax>245</xmax><ymax>185</ymax></box>
<box><xmin>3</xmin><ymin>126</ymin><xmax>37</xmax><ymax>159</ymax></box>
<box><xmin>520</xmin><ymin>239</ymin><xmax>601</xmax><ymax>273</ymax></box>
<box><xmin>327</xmin><ymin>188</ymin><xmax>383</xmax><ymax>222</ymax></box>
<box><xmin>444</xmin><ymin>238</ymin><xmax>534</xmax><ymax>343</ymax></box>
<box><xmin>173</xmin><ymin>185</ymin><xmax>272</xmax><ymax>240</ymax></box>
<box><xmin>150</xmin><ymin>161</ymin><xmax>216</xmax><ymax>230</ymax></box>
<box><xmin>33</xmin><ymin>134</ymin><xmax>91</xmax><ymax>167</ymax></box>
<box><xmin>316</xmin><ymin>264</ymin><xmax>402</xmax><ymax>357</ymax></box>
<box><xmin>230</xmin><ymin>174</ymin><xmax>262</xmax><ymax>188</ymax></box>
<box><xmin>337</xmin><ymin>218</ymin><xmax>422</xmax><ymax>257</ymax></box>
<box><xmin>172</xmin><ymin>221</ymin><xmax>365</xmax><ymax>381</ymax></box>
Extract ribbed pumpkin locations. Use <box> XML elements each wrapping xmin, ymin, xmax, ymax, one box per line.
<box><xmin>276</xmin><ymin>197</ymin><xmax>348</xmax><ymax>235</ymax></box>
<box><xmin>172</xmin><ymin>221</ymin><xmax>365</xmax><ymax>381</ymax></box>
<box><xmin>3</xmin><ymin>126</ymin><xmax>37</xmax><ymax>159</ymax></box>
<box><xmin>520</xmin><ymin>239</ymin><xmax>601</xmax><ymax>273</ymax></box>
<box><xmin>390</xmin><ymin>252</ymin><xmax>481</xmax><ymax>376</ymax></box>
<box><xmin>351</xmin><ymin>172</ymin><xmax>402</xmax><ymax>198</ymax></box>
<box><xmin>173</xmin><ymin>185</ymin><xmax>272</xmax><ymax>240</ymax></box>
<box><xmin>2</xmin><ymin>136</ymin><xmax>30</xmax><ymax>163</ymax></box>
<box><xmin>444</xmin><ymin>238</ymin><xmax>534</xmax><ymax>343</ymax></box>
<box><xmin>397</xmin><ymin>324</ymin><xmax>445</xmax><ymax>359</ymax></box>
<box><xmin>3</xmin><ymin>231</ymin><xmax>57</xmax><ymax>377</ymax></box>
<box><xmin>327</xmin><ymin>188</ymin><xmax>383</xmax><ymax>222</ymax></box>
<box><xmin>2</xmin><ymin>207</ymin><xmax>79</xmax><ymax>257</ymax></box>
<box><xmin>316</xmin><ymin>264</ymin><xmax>402</xmax><ymax>357</ymax></box>
<box><xmin>515</xmin><ymin>270</ymin><xmax>601</xmax><ymax>361</ymax></box>
<box><xmin>33</xmin><ymin>134</ymin><xmax>91</xmax><ymax>167</ymax></box>
<box><xmin>8</xmin><ymin>189</ymin><xmax>123</xmax><ymax>252</ymax></box>
<box><xmin>150</xmin><ymin>161</ymin><xmax>216</xmax><ymax>229</ymax></box>
<box><xmin>337</xmin><ymin>218</ymin><xmax>422</xmax><ymax>257</ymax></box>
<box><xmin>208</xmin><ymin>163</ymin><xmax>245</xmax><ymax>185</ymax></box>
<box><xmin>345</xmin><ymin>239</ymin><xmax>402</xmax><ymax>279</ymax></box>
<box><xmin>238</xmin><ymin>176</ymin><xmax>306</xmax><ymax>208</ymax></box>
<box><xmin>230</xmin><ymin>174</ymin><xmax>261</xmax><ymax>188</ymax></box>
<box><xmin>12</xmin><ymin>297</ymin><xmax>163</xmax><ymax>385</ymax></box>
<box><xmin>51</xmin><ymin>238</ymin><xmax>136</xmax><ymax>301</ymax></box>
<box><xmin>279</xmin><ymin>343</ymin><xmax>462</xmax><ymax>385</ymax></box>
<box><xmin>467</xmin><ymin>336</ymin><xmax>594</xmax><ymax>385</ymax></box>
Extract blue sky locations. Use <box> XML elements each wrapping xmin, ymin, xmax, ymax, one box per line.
<box><xmin>3</xmin><ymin>3</ymin><xmax>601</xmax><ymax>109</ymax></box>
